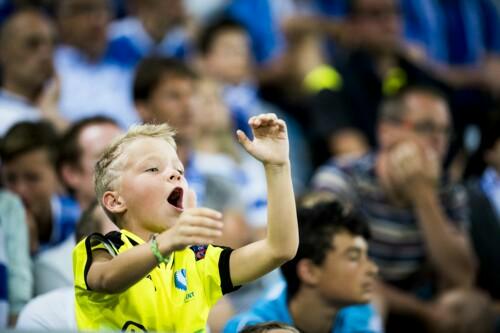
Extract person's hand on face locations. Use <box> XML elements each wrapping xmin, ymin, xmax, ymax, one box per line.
<box><xmin>385</xmin><ymin>139</ymin><xmax>440</xmax><ymax>202</ymax></box>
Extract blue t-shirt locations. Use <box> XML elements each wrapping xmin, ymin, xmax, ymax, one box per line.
<box><xmin>223</xmin><ymin>287</ymin><xmax>383</xmax><ymax>333</ymax></box>
<box><xmin>38</xmin><ymin>195</ymin><xmax>80</xmax><ymax>253</ymax></box>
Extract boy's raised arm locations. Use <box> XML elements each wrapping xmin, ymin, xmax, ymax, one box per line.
<box><xmin>229</xmin><ymin>114</ymin><xmax>299</xmax><ymax>286</ymax></box>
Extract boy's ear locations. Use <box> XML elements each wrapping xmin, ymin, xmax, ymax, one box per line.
<box><xmin>297</xmin><ymin>259</ymin><xmax>321</xmax><ymax>286</ymax></box>
<box><xmin>102</xmin><ymin>191</ymin><xmax>127</xmax><ymax>214</ymax></box>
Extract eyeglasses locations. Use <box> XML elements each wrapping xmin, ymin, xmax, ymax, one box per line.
<box><xmin>385</xmin><ymin>116</ymin><xmax>453</xmax><ymax>137</ymax></box>
<box><xmin>404</xmin><ymin>120</ymin><xmax>453</xmax><ymax>138</ymax></box>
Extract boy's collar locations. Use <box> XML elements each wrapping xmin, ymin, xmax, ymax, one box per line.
<box><xmin>120</xmin><ymin>229</ymin><xmax>146</xmax><ymax>245</ymax></box>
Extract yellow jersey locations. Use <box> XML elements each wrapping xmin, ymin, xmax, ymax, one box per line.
<box><xmin>73</xmin><ymin>229</ymin><xmax>239</xmax><ymax>332</ymax></box>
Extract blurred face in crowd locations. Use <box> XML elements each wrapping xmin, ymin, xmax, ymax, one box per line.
<box><xmin>380</xmin><ymin>92</ymin><xmax>451</xmax><ymax>161</ymax></box>
<box><xmin>192</xmin><ymin>79</ymin><xmax>232</xmax><ymax>134</ymax></box>
<box><xmin>137</xmin><ymin>74</ymin><xmax>196</xmax><ymax>139</ymax></box>
<box><xmin>2</xmin><ymin>149</ymin><xmax>59</xmax><ymax>221</ymax></box>
<box><xmin>57</xmin><ymin>0</ymin><xmax>111</xmax><ymax>60</ymax></box>
<box><xmin>63</xmin><ymin>123</ymin><xmax>123</xmax><ymax>209</ymax></box>
<box><xmin>0</xmin><ymin>11</ymin><xmax>55</xmax><ymax>97</ymax></box>
<box><xmin>485</xmin><ymin>138</ymin><xmax>500</xmax><ymax>174</ymax></box>
<box><xmin>204</xmin><ymin>28</ymin><xmax>251</xmax><ymax>85</ymax></box>
<box><xmin>135</xmin><ymin>0</ymin><xmax>185</xmax><ymax>33</ymax></box>
<box><xmin>350</xmin><ymin>0</ymin><xmax>402</xmax><ymax>53</ymax></box>
<box><xmin>310</xmin><ymin>231</ymin><xmax>378</xmax><ymax>306</ymax></box>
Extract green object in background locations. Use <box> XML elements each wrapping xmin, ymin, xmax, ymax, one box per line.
<box><xmin>383</xmin><ymin>67</ymin><xmax>407</xmax><ymax>96</ymax></box>
<box><xmin>304</xmin><ymin>65</ymin><xmax>343</xmax><ymax>93</ymax></box>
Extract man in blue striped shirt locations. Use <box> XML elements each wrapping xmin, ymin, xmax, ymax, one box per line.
<box><xmin>312</xmin><ymin>86</ymin><xmax>475</xmax><ymax>333</ymax></box>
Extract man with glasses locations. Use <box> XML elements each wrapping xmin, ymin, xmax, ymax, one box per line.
<box><xmin>312</xmin><ymin>86</ymin><xmax>476</xmax><ymax>333</ymax></box>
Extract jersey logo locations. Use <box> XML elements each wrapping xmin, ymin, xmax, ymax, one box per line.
<box><xmin>190</xmin><ymin>245</ymin><xmax>207</xmax><ymax>261</ymax></box>
<box><xmin>174</xmin><ymin>269</ymin><xmax>187</xmax><ymax>291</ymax></box>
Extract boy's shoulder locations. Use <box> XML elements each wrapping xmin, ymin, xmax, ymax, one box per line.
<box><xmin>74</xmin><ymin>231</ymin><xmax>125</xmax><ymax>257</ymax></box>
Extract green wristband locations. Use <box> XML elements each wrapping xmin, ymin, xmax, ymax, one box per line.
<box><xmin>150</xmin><ymin>233</ymin><xmax>169</xmax><ymax>265</ymax></box>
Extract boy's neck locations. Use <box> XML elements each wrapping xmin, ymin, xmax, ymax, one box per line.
<box><xmin>121</xmin><ymin>222</ymin><xmax>154</xmax><ymax>243</ymax></box>
<box><xmin>289</xmin><ymin>289</ymin><xmax>338</xmax><ymax>333</ymax></box>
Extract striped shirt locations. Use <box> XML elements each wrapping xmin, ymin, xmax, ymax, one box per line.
<box><xmin>312</xmin><ymin>153</ymin><xmax>468</xmax><ymax>287</ymax></box>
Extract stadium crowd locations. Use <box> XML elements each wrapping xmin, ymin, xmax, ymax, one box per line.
<box><xmin>0</xmin><ymin>0</ymin><xmax>499</xmax><ymax>332</ymax></box>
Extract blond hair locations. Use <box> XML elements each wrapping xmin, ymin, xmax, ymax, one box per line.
<box><xmin>94</xmin><ymin>123</ymin><xmax>176</xmax><ymax>223</ymax></box>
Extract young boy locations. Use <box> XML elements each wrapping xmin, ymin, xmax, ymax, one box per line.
<box><xmin>73</xmin><ymin>113</ymin><xmax>298</xmax><ymax>332</ymax></box>
<box><xmin>224</xmin><ymin>199</ymin><xmax>382</xmax><ymax>333</ymax></box>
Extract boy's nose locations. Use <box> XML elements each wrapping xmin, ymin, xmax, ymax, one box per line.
<box><xmin>167</xmin><ymin>170</ymin><xmax>182</xmax><ymax>182</ymax></box>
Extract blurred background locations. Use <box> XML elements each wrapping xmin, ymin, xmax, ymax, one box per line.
<box><xmin>0</xmin><ymin>0</ymin><xmax>499</xmax><ymax>332</ymax></box>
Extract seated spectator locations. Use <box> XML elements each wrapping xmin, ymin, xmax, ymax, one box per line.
<box><xmin>192</xmin><ymin>78</ymin><xmax>266</xmax><ymax>236</ymax></box>
<box><xmin>224</xmin><ymin>200</ymin><xmax>382</xmax><ymax>333</ymax></box>
<box><xmin>0</xmin><ymin>190</ymin><xmax>31</xmax><ymax>327</ymax></box>
<box><xmin>197</xmin><ymin>17</ymin><xmax>312</xmax><ymax>193</ymax></box>
<box><xmin>54</xmin><ymin>0</ymin><xmax>139</xmax><ymax>128</ymax></box>
<box><xmin>0</xmin><ymin>121</ymin><xmax>79</xmax><ymax>254</ymax></box>
<box><xmin>33</xmin><ymin>116</ymin><xmax>122</xmax><ymax>295</ymax></box>
<box><xmin>16</xmin><ymin>201</ymin><xmax>115</xmax><ymax>331</ymax></box>
<box><xmin>57</xmin><ymin>116</ymin><xmax>123</xmax><ymax>210</ymax></box>
<box><xmin>197</xmin><ymin>17</ymin><xmax>258</xmax><ymax>132</ymax></box>
<box><xmin>312</xmin><ymin>86</ymin><xmax>475</xmax><ymax>333</ymax></box>
<box><xmin>0</xmin><ymin>9</ymin><xmax>65</xmax><ymax>135</ymax></box>
<box><xmin>108</xmin><ymin>0</ymin><xmax>190</xmax><ymax>66</ymax></box>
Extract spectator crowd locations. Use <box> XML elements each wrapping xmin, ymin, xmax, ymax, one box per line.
<box><xmin>0</xmin><ymin>0</ymin><xmax>499</xmax><ymax>332</ymax></box>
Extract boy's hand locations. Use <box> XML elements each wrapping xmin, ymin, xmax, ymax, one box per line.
<box><xmin>237</xmin><ymin>113</ymin><xmax>289</xmax><ymax>166</ymax></box>
<box><xmin>158</xmin><ymin>207</ymin><xmax>224</xmax><ymax>253</ymax></box>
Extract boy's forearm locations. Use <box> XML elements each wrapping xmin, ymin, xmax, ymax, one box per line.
<box><xmin>88</xmin><ymin>243</ymin><xmax>160</xmax><ymax>293</ymax></box>
<box><xmin>264</xmin><ymin>161</ymin><xmax>299</xmax><ymax>262</ymax></box>
<box><xmin>229</xmin><ymin>162</ymin><xmax>298</xmax><ymax>286</ymax></box>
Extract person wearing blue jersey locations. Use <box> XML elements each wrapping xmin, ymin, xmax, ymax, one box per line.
<box><xmin>224</xmin><ymin>200</ymin><xmax>382</xmax><ymax>333</ymax></box>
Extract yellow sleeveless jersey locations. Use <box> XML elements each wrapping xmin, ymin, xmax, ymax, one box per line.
<box><xmin>73</xmin><ymin>229</ymin><xmax>239</xmax><ymax>332</ymax></box>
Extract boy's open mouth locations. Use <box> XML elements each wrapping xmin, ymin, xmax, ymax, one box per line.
<box><xmin>167</xmin><ymin>187</ymin><xmax>184</xmax><ymax>210</ymax></box>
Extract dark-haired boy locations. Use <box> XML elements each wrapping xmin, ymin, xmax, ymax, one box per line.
<box><xmin>224</xmin><ymin>200</ymin><xmax>381</xmax><ymax>333</ymax></box>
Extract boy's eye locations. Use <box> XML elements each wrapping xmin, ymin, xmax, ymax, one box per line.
<box><xmin>146</xmin><ymin>167</ymin><xmax>159</xmax><ymax>173</ymax></box>
<box><xmin>178</xmin><ymin>169</ymin><xmax>184</xmax><ymax>175</ymax></box>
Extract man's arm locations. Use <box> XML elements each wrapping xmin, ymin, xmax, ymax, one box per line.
<box><xmin>410</xmin><ymin>184</ymin><xmax>475</xmax><ymax>287</ymax></box>
<box><xmin>388</xmin><ymin>142</ymin><xmax>476</xmax><ymax>287</ymax></box>
<box><xmin>229</xmin><ymin>114</ymin><xmax>299</xmax><ymax>286</ymax></box>
<box><xmin>376</xmin><ymin>281</ymin><xmax>449</xmax><ymax>331</ymax></box>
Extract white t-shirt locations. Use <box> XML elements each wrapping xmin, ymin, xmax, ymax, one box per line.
<box><xmin>0</xmin><ymin>89</ymin><xmax>40</xmax><ymax>136</ymax></box>
<box><xmin>16</xmin><ymin>287</ymin><xmax>76</xmax><ymax>330</ymax></box>
<box><xmin>34</xmin><ymin>236</ymin><xmax>75</xmax><ymax>296</ymax></box>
